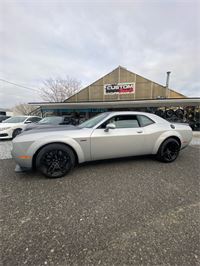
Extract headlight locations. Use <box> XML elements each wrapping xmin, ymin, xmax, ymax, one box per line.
<box><xmin>0</xmin><ymin>127</ymin><xmax>11</xmax><ymax>131</ymax></box>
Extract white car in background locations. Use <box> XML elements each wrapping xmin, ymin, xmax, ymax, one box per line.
<box><xmin>0</xmin><ymin>116</ymin><xmax>41</xmax><ymax>139</ymax></box>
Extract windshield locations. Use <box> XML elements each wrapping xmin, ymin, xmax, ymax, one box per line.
<box><xmin>78</xmin><ymin>113</ymin><xmax>109</xmax><ymax>128</ymax></box>
<box><xmin>3</xmin><ymin>116</ymin><xmax>27</xmax><ymax>123</ymax></box>
<box><xmin>38</xmin><ymin>116</ymin><xmax>63</xmax><ymax>124</ymax></box>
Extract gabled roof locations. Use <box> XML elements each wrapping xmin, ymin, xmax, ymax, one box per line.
<box><xmin>65</xmin><ymin>66</ymin><xmax>186</xmax><ymax>102</ymax></box>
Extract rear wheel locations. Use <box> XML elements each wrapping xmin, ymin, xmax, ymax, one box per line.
<box><xmin>157</xmin><ymin>138</ymin><xmax>180</xmax><ymax>163</ymax></box>
<box><xmin>36</xmin><ymin>144</ymin><xmax>76</xmax><ymax>178</ymax></box>
<box><xmin>12</xmin><ymin>128</ymin><xmax>22</xmax><ymax>138</ymax></box>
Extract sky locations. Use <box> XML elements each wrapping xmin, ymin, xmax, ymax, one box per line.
<box><xmin>0</xmin><ymin>0</ymin><xmax>199</xmax><ymax>108</ymax></box>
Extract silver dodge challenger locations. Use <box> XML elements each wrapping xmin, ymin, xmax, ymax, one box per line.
<box><xmin>12</xmin><ymin>111</ymin><xmax>193</xmax><ymax>178</ymax></box>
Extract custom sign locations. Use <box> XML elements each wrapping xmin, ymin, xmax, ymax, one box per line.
<box><xmin>104</xmin><ymin>82</ymin><xmax>135</xmax><ymax>95</ymax></box>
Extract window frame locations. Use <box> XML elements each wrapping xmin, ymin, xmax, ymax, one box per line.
<box><xmin>97</xmin><ymin>114</ymin><xmax>141</xmax><ymax>129</ymax></box>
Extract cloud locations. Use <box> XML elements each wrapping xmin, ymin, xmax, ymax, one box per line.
<box><xmin>0</xmin><ymin>0</ymin><xmax>199</xmax><ymax>108</ymax></box>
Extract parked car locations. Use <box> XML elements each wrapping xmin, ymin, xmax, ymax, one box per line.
<box><xmin>12</xmin><ymin>111</ymin><xmax>193</xmax><ymax>178</ymax></box>
<box><xmin>0</xmin><ymin>115</ymin><xmax>11</xmax><ymax>123</ymax></box>
<box><xmin>0</xmin><ymin>116</ymin><xmax>41</xmax><ymax>139</ymax></box>
<box><xmin>0</xmin><ymin>111</ymin><xmax>6</xmax><ymax>116</ymax></box>
<box><xmin>23</xmin><ymin>116</ymin><xmax>76</xmax><ymax>132</ymax></box>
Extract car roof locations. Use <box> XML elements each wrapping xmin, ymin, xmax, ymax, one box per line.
<box><xmin>27</xmin><ymin>116</ymin><xmax>40</xmax><ymax>117</ymax></box>
<box><xmin>105</xmin><ymin>111</ymin><xmax>152</xmax><ymax>115</ymax></box>
<box><xmin>11</xmin><ymin>115</ymin><xmax>34</xmax><ymax>117</ymax></box>
<box><xmin>105</xmin><ymin>111</ymin><xmax>169</xmax><ymax>123</ymax></box>
<box><xmin>11</xmin><ymin>115</ymin><xmax>28</xmax><ymax>117</ymax></box>
<box><xmin>41</xmin><ymin>116</ymin><xmax>63</xmax><ymax>118</ymax></box>
<box><xmin>43</xmin><ymin>115</ymin><xmax>71</xmax><ymax>117</ymax></box>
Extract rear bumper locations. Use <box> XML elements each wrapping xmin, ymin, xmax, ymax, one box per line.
<box><xmin>180</xmin><ymin>144</ymin><xmax>188</xmax><ymax>151</ymax></box>
<box><xmin>180</xmin><ymin>136</ymin><xmax>193</xmax><ymax>150</ymax></box>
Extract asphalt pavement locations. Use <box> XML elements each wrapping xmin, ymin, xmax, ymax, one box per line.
<box><xmin>0</xmin><ymin>145</ymin><xmax>200</xmax><ymax>266</ymax></box>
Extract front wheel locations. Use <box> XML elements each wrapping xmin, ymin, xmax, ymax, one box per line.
<box><xmin>156</xmin><ymin>138</ymin><xmax>180</xmax><ymax>163</ymax></box>
<box><xmin>36</xmin><ymin>144</ymin><xmax>76</xmax><ymax>178</ymax></box>
<box><xmin>12</xmin><ymin>128</ymin><xmax>22</xmax><ymax>138</ymax></box>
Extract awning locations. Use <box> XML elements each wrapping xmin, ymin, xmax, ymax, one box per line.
<box><xmin>29</xmin><ymin>98</ymin><xmax>200</xmax><ymax>110</ymax></box>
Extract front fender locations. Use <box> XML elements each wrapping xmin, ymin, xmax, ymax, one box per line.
<box><xmin>152</xmin><ymin>130</ymin><xmax>183</xmax><ymax>154</ymax></box>
<box><xmin>27</xmin><ymin>137</ymin><xmax>85</xmax><ymax>163</ymax></box>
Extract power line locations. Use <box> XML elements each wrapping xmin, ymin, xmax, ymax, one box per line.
<box><xmin>0</xmin><ymin>78</ymin><xmax>39</xmax><ymax>92</ymax></box>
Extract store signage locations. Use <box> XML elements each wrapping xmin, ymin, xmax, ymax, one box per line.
<box><xmin>104</xmin><ymin>82</ymin><xmax>135</xmax><ymax>95</ymax></box>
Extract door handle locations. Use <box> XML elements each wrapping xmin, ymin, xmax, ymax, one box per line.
<box><xmin>137</xmin><ymin>130</ymin><xmax>143</xmax><ymax>133</ymax></box>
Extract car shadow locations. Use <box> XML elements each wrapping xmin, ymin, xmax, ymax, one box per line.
<box><xmin>15</xmin><ymin>155</ymin><xmax>156</xmax><ymax>181</ymax></box>
<box><xmin>15</xmin><ymin>169</ymin><xmax>46</xmax><ymax>180</ymax></box>
<box><xmin>79</xmin><ymin>154</ymin><xmax>155</xmax><ymax>168</ymax></box>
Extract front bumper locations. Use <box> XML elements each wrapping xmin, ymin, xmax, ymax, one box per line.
<box><xmin>15</xmin><ymin>164</ymin><xmax>31</xmax><ymax>172</ymax></box>
<box><xmin>11</xmin><ymin>140</ymin><xmax>34</xmax><ymax>170</ymax></box>
<box><xmin>0</xmin><ymin>128</ymin><xmax>12</xmax><ymax>139</ymax></box>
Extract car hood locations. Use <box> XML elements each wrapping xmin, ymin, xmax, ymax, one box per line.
<box><xmin>14</xmin><ymin>126</ymin><xmax>92</xmax><ymax>142</ymax></box>
<box><xmin>21</xmin><ymin>125</ymin><xmax>78</xmax><ymax>135</ymax></box>
<box><xmin>24</xmin><ymin>123</ymin><xmax>75</xmax><ymax>131</ymax></box>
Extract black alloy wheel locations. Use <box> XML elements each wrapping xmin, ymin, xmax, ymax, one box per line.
<box><xmin>12</xmin><ymin>128</ymin><xmax>22</xmax><ymax>138</ymax></box>
<box><xmin>36</xmin><ymin>144</ymin><xmax>76</xmax><ymax>178</ymax></box>
<box><xmin>157</xmin><ymin>138</ymin><xmax>180</xmax><ymax>163</ymax></box>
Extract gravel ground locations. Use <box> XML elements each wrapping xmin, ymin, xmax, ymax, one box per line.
<box><xmin>0</xmin><ymin>146</ymin><xmax>200</xmax><ymax>266</ymax></box>
<box><xmin>0</xmin><ymin>140</ymin><xmax>12</xmax><ymax>159</ymax></box>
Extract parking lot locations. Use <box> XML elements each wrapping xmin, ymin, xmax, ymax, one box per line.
<box><xmin>0</xmin><ymin>138</ymin><xmax>200</xmax><ymax>265</ymax></box>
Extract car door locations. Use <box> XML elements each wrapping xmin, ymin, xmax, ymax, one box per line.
<box><xmin>90</xmin><ymin>114</ymin><xmax>147</xmax><ymax>160</ymax></box>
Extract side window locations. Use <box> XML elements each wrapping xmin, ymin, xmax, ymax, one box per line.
<box><xmin>26</xmin><ymin>117</ymin><xmax>41</xmax><ymax>123</ymax></box>
<box><xmin>137</xmin><ymin>115</ymin><xmax>155</xmax><ymax>127</ymax></box>
<box><xmin>34</xmin><ymin>117</ymin><xmax>41</xmax><ymax>123</ymax></box>
<box><xmin>99</xmin><ymin>115</ymin><xmax>140</xmax><ymax>129</ymax></box>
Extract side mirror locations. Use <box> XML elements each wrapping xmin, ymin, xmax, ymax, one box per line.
<box><xmin>25</xmin><ymin>121</ymin><xmax>32</xmax><ymax>124</ymax></box>
<box><xmin>105</xmin><ymin>123</ymin><xmax>116</xmax><ymax>132</ymax></box>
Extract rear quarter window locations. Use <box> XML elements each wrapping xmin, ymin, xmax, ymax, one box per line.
<box><xmin>137</xmin><ymin>115</ymin><xmax>155</xmax><ymax>127</ymax></box>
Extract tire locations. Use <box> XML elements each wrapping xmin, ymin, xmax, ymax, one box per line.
<box><xmin>166</xmin><ymin>109</ymin><xmax>174</xmax><ymax>118</ymax></box>
<box><xmin>155</xmin><ymin>109</ymin><xmax>164</xmax><ymax>117</ymax></box>
<box><xmin>36</xmin><ymin>144</ymin><xmax>76</xmax><ymax>178</ymax></box>
<box><xmin>12</xmin><ymin>128</ymin><xmax>22</xmax><ymax>138</ymax></box>
<box><xmin>156</xmin><ymin>138</ymin><xmax>180</xmax><ymax>163</ymax></box>
<box><xmin>175</xmin><ymin>109</ymin><xmax>184</xmax><ymax>119</ymax></box>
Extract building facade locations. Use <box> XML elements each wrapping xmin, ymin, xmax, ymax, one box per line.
<box><xmin>30</xmin><ymin>66</ymin><xmax>200</xmax><ymax>130</ymax></box>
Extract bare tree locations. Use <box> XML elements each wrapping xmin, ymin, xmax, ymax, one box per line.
<box><xmin>13</xmin><ymin>103</ymin><xmax>37</xmax><ymax>115</ymax></box>
<box><xmin>40</xmin><ymin>77</ymin><xmax>81</xmax><ymax>102</ymax></box>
